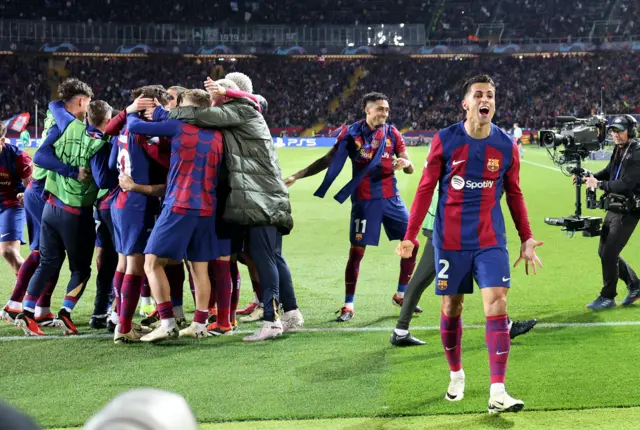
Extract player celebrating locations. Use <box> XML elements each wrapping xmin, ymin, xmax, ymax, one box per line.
<box><xmin>397</xmin><ymin>75</ymin><xmax>543</xmax><ymax>413</ymax></box>
<box><xmin>17</xmin><ymin>90</ymin><xmax>115</xmax><ymax>336</ymax></box>
<box><xmin>125</xmin><ymin>89</ymin><xmax>226</xmax><ymax>341</ymax></box>
<box><xmin>0</xmin><ymin>122</ymin><xmax>32</xmax><ymax>275</ymax></box>
<box><xmin>285</xmin><ymin>92</ymin><xmax>418</xmax><ymax>321</ymax></box>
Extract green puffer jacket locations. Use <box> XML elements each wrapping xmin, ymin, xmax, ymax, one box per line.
<box><xmin>168</xmin><ymin>99</ymin><xmax>293</xmax><ymax>234</ymax></box>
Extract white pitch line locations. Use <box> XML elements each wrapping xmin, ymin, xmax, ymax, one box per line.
<box><xmin>521</xmin><ymin>159</ymin><xmax>562</xmax><ymax>172</ymax></box>
<box><xmin>1</xmin><ymin>321</ymin><xmax>640</xmax><ymax>342</ymax></box>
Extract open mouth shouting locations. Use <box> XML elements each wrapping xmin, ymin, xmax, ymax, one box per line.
<box><xmin>479</xmin><ymin>106</ymin><xmax>491</xmax><ymax>117</ymax></box>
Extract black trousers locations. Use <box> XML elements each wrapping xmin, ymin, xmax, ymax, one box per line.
<box><xmin>94</xmin><ymin>208</ymin><xmax>117</xmax><ymax>316</ymax></box>
<box><xmin>396</xmin><ymin>230</ymin><xmax>435</xmax><ymax>330</ymax></box>
<box><xmin>599</xmin><ymin>211</ymin><xmax>639</xmax><ymax>299</ymax></box>
<box><xmin>247</xmin><ymin>226</ymin><xmax>297</xmax><ymax>322</ymax></box>
<box><xmin>27</xmin><ymin>203</ymin><xmax>96</xmax><ymax>302</ymax></box>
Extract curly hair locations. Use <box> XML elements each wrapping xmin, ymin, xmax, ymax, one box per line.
<box><xmin>58</xmin><ymin>78</ymin><xmax>94</xmax><ymax>102</ymax></box>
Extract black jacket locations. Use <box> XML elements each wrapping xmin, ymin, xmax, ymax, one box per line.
<box><xmin>168</xmin><ymin>100</ymin><xmax>293</xmax><ymax>234</ymax></box>
<box><xmin>594</xmin><ymin>138</ymin><xmax>640</xmax><ymax>198</ymax></box>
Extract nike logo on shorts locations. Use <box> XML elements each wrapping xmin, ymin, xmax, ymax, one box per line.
<box><xmin>0</xmin><ymin>233</ymin><xmax>10</xmax><ymax>238</ymax></box>
<box><xmin>502</xmin><ymin>277</ymin><xmax>510</xmax><ymax>282</ymax></box>
<box><xmin>452</xmin><ymin>160</ymin><xmax>465</xmax><ymax>166</ymax></box>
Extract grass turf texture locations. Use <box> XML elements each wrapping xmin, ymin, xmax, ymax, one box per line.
<box><xmin>2</xmin><ymin>146</ymin><xmax>640</xmax><ymax>429</ymax></box>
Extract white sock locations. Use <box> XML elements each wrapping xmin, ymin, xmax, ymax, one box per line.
<box><xmin>109</xmin><ymin>311</ymin><xmax>118</xmax><ymax>324</ymax></box>
<box><xmin>173</xmin><ymin>306</ymin><xmax>184</xmax><ymax>319</ymax></box>
<box><xmin>62</xmin><ymin>306</ymin><xmax>72</xmax><ymax>313</ymax></box>
<box><xmin>508</xmin><ymin>319</ymin><xmax>513</xmax><ymax>330</ymax></box>
<box><xmin>141</xmin><ymin>296</ymin><xmax>152</xmax><ymax>307</ymax></box>
<box><xmin>344</xmin><ymin>303</ymin><xmax>354</xmax><ymax>310</ymax></box>
<box><xmin>490</xmin><ymin>383</ymin><xmax>505</xmax><ymax>398</ymax></box>
<box><xmin>395</xmin><ymin>291</ymin><xmax>405</xmax><ymax>299</ymax></box>
<box><xmin>451</xmin><ymin>369</ymin><xmax>465</xmax><ymax>380</ymax></box>
<box><xmin>7</xmin><ymin>300</ymin><xmax>22</xmax><ymax>310</ymax></box>
<box><xmin>35</xmin><ymin>306</ymin><xmax>51</xmax><ymax>318</ymax></box>
<box><xmin>194</xmin><ymin>321</ymin><xmax>206</xmax><ymax>331</ymax></box>
<box><xmin>394</xmin><ymin>328</ymin><xmax>409</xmax><ymax>336</ymax></box>
<box><xmin>160</xmin><ymin>317</ymin><xmax>176</xmax><ymax>330</ymax></box>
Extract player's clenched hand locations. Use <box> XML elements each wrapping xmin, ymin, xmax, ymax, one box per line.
<box><xmin>392</xmin><ymin>157</ymin><xmax>411</xmax><ymax>171</ymax></box>
<box><xmin>513</xmin><ymin>238</ymin><xmax>544</xmax><ymax>275</ymax></box>
<box><xmin>77</xmin><ymin>167</ymin><xmax>93</xmax><ymax>184</ymax></box>
<box><xmin>396</xmin><ymin>240</ymin><xmax>417</xmax><ymax>259</ymax></box>
<box><xmin>284</xmin><ymin>175</ymin><xmax>297</xmax><ymax>187</ymax></box>
<box><xmin>16</xmin><ymin>193</ymin><xmax>24</xmax><ymax>206</ymax></box>
<box><xmin>119</xmin><ymin>173</ymin><xmax>135</xmax><ymax>192</ymax></box>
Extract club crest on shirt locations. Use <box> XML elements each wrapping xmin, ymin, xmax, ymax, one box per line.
<box><xmin>437</xmin><ymin>280</ymin><xmax>448</xmax><ymax>290</ymax></box>
<box><xmin>385</xmin><ymin>138</ymin><xmax>392</xmax><ymax>148</ymax></box>
<box><xmin>487</xmin><ymin>158</ymin><xmax>500</xmax><ymax>172</ymax></box>
<box><xmin>355</xmin><ymin>233</ymin><xmax>363</xmax><ymax>242</ymax></box>
<box><xmin>353</xmin><ymin>135</ymin><xmax>364</xmax><ymax>150</ymax></box>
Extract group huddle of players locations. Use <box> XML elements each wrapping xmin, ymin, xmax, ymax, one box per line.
<box><xmin>0</xmin><ymin>73</ymin><xmax>296</xmax><ymax>344</ymax></box>
<box><xmin>0</xmin><ymin>71</ymin><xmax>543</xmax><ymax>413</ymax></box>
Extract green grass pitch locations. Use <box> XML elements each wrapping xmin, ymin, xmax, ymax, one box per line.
<box><xmin>2</xmin><ymin>146</ymin><xmax>640</xmax><ymax>429</ymax></box>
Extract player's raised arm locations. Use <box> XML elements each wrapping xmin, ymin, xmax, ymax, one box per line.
<box><xmin>397</xmin><ymin>134</ymin><xmax>443</xmax><ymax>258</ymax></box>
<box><xmin>284</xmin><ymin>147</ymin><xmax>336</xmax><ymax>187</ymax></box>
<box><xmin>504</xmin><ymin>140</ymin><xmax>543</xmax><ymax>274</ymax></box>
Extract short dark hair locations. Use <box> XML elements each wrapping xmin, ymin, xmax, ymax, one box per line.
<box><xmin>132</xmin><ymin>85</ymin><xmax>171</xmax><ymax>106</ymax></box>
<box><xmin>361</xmin><ymin>92</ymin><xmax>389</xmax><ymax>110</ymax></box>
<box><xmin>58</xmin><ymin>78</ymin><xmax>94</xmax><ymax>102</ymax></box>
<box><xmin>87</xmin><ymin>100</ymin><xmax>113</xmax><ymax>127</ymax></box>
<box><xmin>182</xmin><ymin>89</ymin><xmax>210</xmax><ymax>108</ymax></box>
<box><xmin>461</xmin><ymin>74</ymin><xmax>495</xmax><ymax>98</ymax></box>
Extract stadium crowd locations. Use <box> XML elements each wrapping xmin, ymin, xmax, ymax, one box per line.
<box><xmin>2</xmin><ymin>0</ymin><xmax>632</xmax><ymax>41</ymax></box>
<box><xmin>2</xmin><ymin>53</ymin><xmax>639</xmax><ymax>134</ymax></box>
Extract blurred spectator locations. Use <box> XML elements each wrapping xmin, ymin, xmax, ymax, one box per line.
<box><xmin>0</xmin><ymin>401</ymin><xmax>41</xmax><ymax>430</ymax></box>
<box><xmin>83</xmin><ymin>388</ymin><xmax>197</xmax><ymax>430</ymax></box>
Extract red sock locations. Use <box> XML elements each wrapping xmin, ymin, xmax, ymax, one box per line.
<box><xmin>157</xmin><ymin>301</ymin><xmax>174</xmax><ymax>320</ymax></box>
<box><xmin>207</xmin><ymin>262</ymin><xmax>217</xmax><ymax>310</ymax></box>
<box><xmin>36</xmin><ymin>270</ymin><xmax>60</xmax><ymax>308</ymax></box>
<box><xmin>165</xmin><ymin>263</ymin><xmax>185</xmax><ymax>308</ymax></box>
<box><xmin>230</xmin><ymin>261</ymin><xmax>240</xmax><ymax>322</ymax></box>
<box><xmin>113</xmin><ymin>270</ymin><xmax>125</xmax><ymax>316</ymax></box>
<box><xmin>141</xmin><ymin>275</ymin><xmax>151</xmax><ymax>298</ymax></box>
<box><xmin>193</xmin><ymin>309</ymin><xmax>208</xmax><ymax>324</ymax></box>
<box><xmin>486</xmin><ymin>315</ymin><xmax>510</xmax><ymax>384</ymax></box>
<box><xmin>440</xmin><ymin>313</ymin><xmax>463</xmax><ymax>372</ymax></box>
<box><xmin>251</xmin><ymin>279</ymin><xmax>262</xmax><ymax>303</ymax></box>
<box><xmin>119</xmin><ymin>274</ymin><xmax>142</xmax><ymax>333</ymax></box>
<box><xmin>10</xmin><ymin>251</ymin><xmax>39</xmax><ymax>302</ymax></box>
<box><xmin>398</xmin><ymin>244</ymin><xmax>419</xmax><ymax>291</ymax></box>
<box><xmin>345</xmin><ymin>247</ymin><xmax>365</xmax><ymax>305</ymax></box>
<box><xmin>212</xmin><ymin>260</ymin><xmax>232</xmax><ymax>328</ymax></box>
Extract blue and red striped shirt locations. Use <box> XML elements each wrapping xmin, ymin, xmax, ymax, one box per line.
<box><xmin>110</xmin><ymin>117</ymin><xmax>166</xmax><ymax>212</ymax></box>
<box><xmin>0</xmin><ymin>142</ymin><xmax>32</xmax><ymax>209</ymax></box>
<box><xmin>405</xmin><ymin>122</ymin><xmax>532</xmax><ymax>250</ymax></box>
<box><xmin>331</xmin><ymin>121</ymin><xmax>406</xmax><ymax>201</ymax></box>
<box><xmin>126</xmin><ymin>115</ymin><xmax>223</xmax><ymax>217</ymax></box>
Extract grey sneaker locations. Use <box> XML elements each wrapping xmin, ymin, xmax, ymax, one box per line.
<box><xmin>585</xmin><ymin>295</ymin><xmax>617</xmax><ymax>310</ymax></box>
<box><xmin>621</xmin><ymin>283</ymin><xmax>640</xmax><ymax>306</ymax></box>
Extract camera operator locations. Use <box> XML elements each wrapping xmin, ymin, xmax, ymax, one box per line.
<box><xmin>578</xmin><ymin>115</ymin><xmax>640</xmax><ymax>309</ymax></box>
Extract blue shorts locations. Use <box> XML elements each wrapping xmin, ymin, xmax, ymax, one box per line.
<box><xmin>145</xmin><ymin>207</ymin><xmax>230</xmax><ymax>262</ymax></box>
<box><xmin>95</xmin><ymin>208</ymin><xmax>115</xmax><ymax>249</ymax></box>
<box><xmin>24</xmin><ymin>188</ymin><xmax>46</xmax><ymax>250</ymax></box>
<box><xmin>434</xmin><ymin>246</ymin><xmax>511</xmax><ymax>295</ymax></box>
<box><xmin>0</xmin><ymin>206</ymin><xmax>26</xmax><ymax>244</ymax></box>
<box><xmin>350</xmin><ymin>196</ymin><xmax>409</xmax><ymax>246</ymax></box>
<box><xmin>112</xmin><ymin>208</ymin><xmax>156</xmax><ymax>256</ymax></box>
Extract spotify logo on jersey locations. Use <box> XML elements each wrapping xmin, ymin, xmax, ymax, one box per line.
<box><xmin>451</xmin><ymin>175</ymin><xmax>465</xmax><ymax>190</ymax></box>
